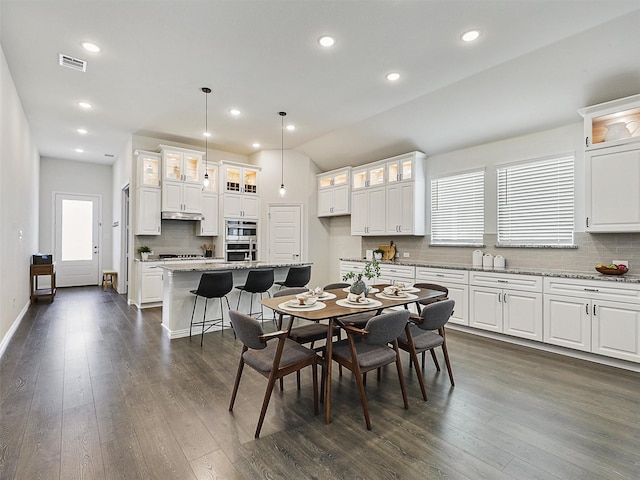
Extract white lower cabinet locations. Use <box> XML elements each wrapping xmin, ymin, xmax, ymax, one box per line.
<box><xmin>543</xmin><ymin>277</ymin><xmax>640</xmax><ymax>362</ymax></box>
<box><xmin>137</xmin><ymin>262</ymin><xmax>163</xmax><ymax>307</ymax></box>
<box><xmin>377</xmin><ymin>264</ymin><xmax>415</xmax><ymax>286</ymax></box>
<box><xmin>469</xmin><ymin>272</ymin><xmax>543</xmax><ymax>341</ymax></box>
<box><xmin>415</xmin><ymin>267</ymin><xmax>468</xmax><ymax>326</ymax></box>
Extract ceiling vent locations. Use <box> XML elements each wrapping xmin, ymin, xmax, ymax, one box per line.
<box><xmin>58</xmin><ymin>53</ymin><xmax>87</xmax><ymax>72</ymax></box>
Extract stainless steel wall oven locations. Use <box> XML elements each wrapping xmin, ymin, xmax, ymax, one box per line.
<box><xmin>225</xmin><ymin>220</ymin><xmax>257</xmax><ymax>261</ymax></box>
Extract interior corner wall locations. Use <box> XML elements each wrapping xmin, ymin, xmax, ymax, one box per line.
<box><xmin>112</xmin><ymin>136</ymin><xmax>132</xmax><ymax>296</ymax></box>
<box><xmin>0</xmin><ymin>46</ymin><xmax>40</xmax><ymax>356</ymax></box>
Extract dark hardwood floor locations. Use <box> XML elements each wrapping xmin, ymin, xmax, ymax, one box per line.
<box><xmin>1</xmin><ymin>286</ymin><xmax>639</xmax><ymax>479</ymax></box>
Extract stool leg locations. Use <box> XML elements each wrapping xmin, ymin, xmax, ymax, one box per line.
<box><xmin>201</xmin><ymin>298</ymin><xmax>208</xmax><ymax>347</ymax></box>
<box><xmin>102</xmin><ymin>273</ymin><xmax>107</xmax><ymax>291</ymax></box>
<box><xmin>190</xmin><ymin>296</ymin><xmax>198</xmax><ymax>340</ymax></box>
<box><xmin>219</xmin><ymin>297</ymin><xmax>225</xmax><ymax>335</ymax></box>
<box><xmin>225</xmin><ymin>297</ymin><xmax>235</xmax><ymax>338</ymax></box>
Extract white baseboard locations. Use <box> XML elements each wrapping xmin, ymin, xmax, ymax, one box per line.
<box><xmin>0</xmin><ymin>301</ymin><xmax>30</xmax><ymax>359</ymax></box>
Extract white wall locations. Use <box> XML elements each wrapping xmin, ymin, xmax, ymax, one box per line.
<box><xmin>112</xmin><ymin>136</ymin><xmax>132</xmax><ymax>295</ymax></box>
<box><xmin>39</xmin><ymin>157</ymin><xmax>113</xmax><ymax>278</ymax></box>
<box><xmin>0</xmin><ymin>46</ymin><xmax>40</xmax><ymax>355</ymax></box>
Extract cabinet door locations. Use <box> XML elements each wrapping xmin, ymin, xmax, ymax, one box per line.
<box><xmin>223</xmin><ymin>166</ymin><xmax>242</xmax><ymax>193</ymax></box>
<box><xmin>351</xmin><ymin>190</ymin><xmax>368</xmax><ymax>235</ymax></box>
<box><xmin>182</xmin><ymin>183</ymin><xmax>202</xmax><ymax>212</ymax></box>
<box><xmin>586</xmin><ymin>147</ymin><xmax>640</xmax><ymax>232</ymax></box>
<box><xmin>135</xmin><ymin>187</ymin><xmax>161</xmax><ymax>235</ymax></box>
<box><xmin>543</xmin><ymin>294</ymin><xmax>591</xmax><ymax>352</ymax></box>
<box><xmin>318</xmin><ymin>188</ymin><xmax>334</xmax><ymax>216</ymax></box>
<box><xmin>243</xmin><ymin>168</ymin><xmax>258</xmax><ymax>195</ymax></box>
<box><xmin>162</xmin><ymin>181</ymin><xmax>183</xmax><ymax>212</ymax></box>
<box><xmin>367</xmin><ymin>186</ymin><xmax>386</xmax><ymax>235</ymax></box>
<box><xmin>503</xmin><ymin>290</ymin><xmax>542</xmax><ymax>341</ymax></box>
<box><xmin>198</xmin><ymin>193</ymin><xmax>218</xmax><ymax>236</ymax></box>
<box><xmin>332</xmin><ymin>184</ymin><xmax>350</xmax><ymax>215</ymax></box>
<box><xmin>164</xmin><ymin>151</ymin><xmax>183</xmax><ymax>181</ymax></box>
<box><xmin>183</xmin><ymin>153</ymin><xmax>202</xmax><ymax>184</ymax></box>
<box><xmin>223</xmin><ymin>192</ymin><xmax>243</xmax><ymax>218</ymax></box>
<box><xmin>242</xmin><ymin>195</ymin><xmax>260</xmax><ymax>219</ymax></box>
<box><xmin>592</xmin><ymin>300</ymin><xmax>640</xmax><ymax>362</ymax></box>
<box><xmin>469</xmin><ymin>286</ymin><xmax>502</xmax><ymax>332</ymax></box>
<box><xmin>386</xmin><ymin>182</ymin><xmax>416</xmax><ymax>234</ymax></box>
<box><xmin>141</xmin><ymin>269</ymin><xmax>163</xmax><ymax>303</ymax></box>
<box><xmin>137</xmin><ymin>152</ymin><xmax>160</xmax><ymax>187</ymax></box>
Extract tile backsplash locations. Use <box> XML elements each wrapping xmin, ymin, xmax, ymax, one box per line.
<box><xmin>363</xmin><ymin>233</ymin><xmax>640</xmax><ymax>272</ymax></box>
<box><xmin>135</xmin><ymin>220</ymin><xmax>221</xmax><ymax>257</ymax></box>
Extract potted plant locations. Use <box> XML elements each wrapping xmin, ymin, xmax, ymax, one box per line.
<box><xmin>342</xmin><ymin>259</ymin><xmax>380</xmax><ymax>296</ymax></box>
<box><xmin>137</xmin><ymin>245</ymin><xmax>151</xmax><ymax>260</ymax></box>
<box><xmin>373</xmin><ymin>248</ymin><xmax>384</xmax><ymax>260</ymax></box>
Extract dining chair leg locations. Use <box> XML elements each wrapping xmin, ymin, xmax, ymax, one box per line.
<box><xmin>406</xmin><ymin>326</ymin><xmax>427</xmax><ymax>400</ymax></box>
<box><xmin>393</xmin><ymin>342</ymin><xmax>409</xmax><ymax>409</ymax></box>
<box><xmin>312</xmin><ymin>362</ymin><xmax>319</xmax><ymax>415</ymax></box>
<box><xmin>296</xmin><ymin>370</ymin><xmax>301</xmax><ymax>390</ymax></box>
<box><xmin>229</xmin><ymin>356</ymin><xmax>246</xmax><ymax>411</ymax></box>
<box><xmin>421</xmin><ymin>351</ymin><xmax>426</xmax><ymax>369</ymax></box>
<box><xmin>354</xmin><ymin>370</ymin><xmax>371</xmax><ymax>430</ymax></box>
<box><xmin>255</xmin><ymin>371</ymin><xmax>279</xmax><ymax>438</ymax></box>
<box><xmin>440</xmin><ymin>329</ymin><xmax>455</xmax><ymax>386</ymax></box>
<box><xmin>363</xmin><ymin>372</ymin><xmax>367</xmax><ymax>386</ymax></box>
<box><xmin>430</xmin><ymin>349</ymin><xmax>441</xmax><ymax>371</ymax></box>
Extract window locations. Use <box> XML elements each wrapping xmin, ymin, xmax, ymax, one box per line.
<box><xmin>497</xmin><ymin>154</ymin><xmax>574</xmax><ymax>246</ymax></box>
<box><xmin>431</xmin><ymin>170</ymin><xmax>484</xmax><ymax>245</ymax></box>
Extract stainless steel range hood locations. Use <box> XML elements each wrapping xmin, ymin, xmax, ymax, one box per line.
<box><xmin>161</xmin><ymin>211</ymin><xmax>205</xmax><ymax>221</ymax></box>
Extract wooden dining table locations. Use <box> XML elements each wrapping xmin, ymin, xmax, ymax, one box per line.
<box><xmin>260</xmin><ymin>285</ymin><xmax>447</xmax><ymax>423</ymax></box>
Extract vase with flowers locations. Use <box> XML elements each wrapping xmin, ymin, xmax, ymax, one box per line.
<box><xmin>342</xmin><ymin>259</ymin><xmax>380</xmax><ymax>296</ymax></box>
<box><xmin>137</xmin><ymin>245</ymin><xmax>151</xmax><ymax>260</ymax></box>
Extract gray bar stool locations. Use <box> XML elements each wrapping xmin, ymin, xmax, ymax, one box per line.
<box><xmin>275</xmin><ymin>265</ymin><xmax>311</xmax><ymax>289</ymax></box>
<box><xmin>235</xmin><ymin>268</ymin><xmax>274</xmax><ymax>322</ymax></box>
<box><xmin>189</xmin><ymin>270</ymin><xmax>233</xmax><ymax>346</ymax></box>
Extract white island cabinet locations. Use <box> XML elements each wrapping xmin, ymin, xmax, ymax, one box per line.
<box><xmin>543</xmin><ymin>277</ymin><xmax>640</xmax><ymax>363</ymax></box>
<box><xmin>136</xmin><ymin>261</ymin><xmax>164</xmax><ymax>308</ymax></box>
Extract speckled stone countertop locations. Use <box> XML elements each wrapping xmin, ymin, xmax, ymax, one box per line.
<box><xmin>159</xmin><ymin>261</ymin><xmax>312</xmax><ymax>272</ymax></box>
<box><xmin>134</xmin><ymin>257</ymin><xmax>226</xmax><ymax>263</ymax></box>
<box><xmin>340</xmin><ymin>258</ymin><xmax>640</xmax><ymax>284</ymax></box>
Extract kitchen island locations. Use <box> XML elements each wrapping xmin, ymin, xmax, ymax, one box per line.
<box><xmin>159</xmin><ymin>261</ymin><xmax>312</xmax><ymax>339</ymax></box>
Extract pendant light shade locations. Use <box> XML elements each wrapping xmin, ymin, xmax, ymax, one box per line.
<box><xmin>202</xmin><ymin>87</ymin><xmax>211</xmax><ymax>188</ymax></box>
<box><xmin>279</xmin><ymin>111</ymin><xmax>286</xmax><ymax>197</ymax></box>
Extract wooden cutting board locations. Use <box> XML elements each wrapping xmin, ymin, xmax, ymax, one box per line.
<box><xmin>378</xmin><ymin>244</ymin><xmax>396</xmax><ymax>260</ymax></box>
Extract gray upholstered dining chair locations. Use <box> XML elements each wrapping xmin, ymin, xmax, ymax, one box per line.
<box><xmin>397</xmin><ymin>298</ymin><xmax>455</xmax><ymax>401</ymax></box>
<box><xmin>331</xmin><ymin>309</ymin><xmax>410</xmax><ymax>430</ymax></box>
<box><xmin>228</xmin><ymin>310</ymin><xmax>318</xmax><ymax>438</ymax></box>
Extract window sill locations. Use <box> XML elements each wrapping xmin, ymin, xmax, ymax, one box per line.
<box><xmin>429</xmin><ymin>243</ymin><xmax>485</xmax><ymax>248</ymax></box>
<box><xmin>495</xmin><ymin>244</ymin><xmax>578</xmax><ymax>249</ymax></box>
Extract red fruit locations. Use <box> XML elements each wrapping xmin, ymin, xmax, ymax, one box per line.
<box><xmin>618</xmin><ymin>264</ymin><xmax>628</xmax><ymax>272</ymax></box>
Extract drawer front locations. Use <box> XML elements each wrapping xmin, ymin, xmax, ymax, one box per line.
<box><xmin>141</xmin><ymin>262</ymin><xmax>162</xmax><ymax>273</ymax></box>
<box><xmin>415</xmin><ymin>267</ymin><xmax>468</xmax><ymax>285</ymax></box>
<box><xmin>469</xmin><ymin>271</ymin><xmax>542</xmax><ymax>293</ymax></box>
<box><xmin>543</xmin><ymin>277</ymin><xmax>640</xmax><ymax>304</ymax></box>
<box><xmin>379</xmin><ymin>264</ymin><xmax>415</xmax><ymax>278</ymax></box>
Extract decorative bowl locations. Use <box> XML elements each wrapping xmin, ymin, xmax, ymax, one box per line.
<box><xmin>595</xmin><ymin>266</ymin><xmax>627</xmax><ymax>275</ymax></box>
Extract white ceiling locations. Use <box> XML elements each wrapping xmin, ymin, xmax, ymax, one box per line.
<box><xmin>2</xmin><ymin>1</ymin><xmax>639</xmax><ymax>171</ymax></box>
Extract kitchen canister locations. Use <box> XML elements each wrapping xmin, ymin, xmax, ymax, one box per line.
<box><xmin>482</xmin><ymin>253</ymin><xmax>494</xmax><ymax>268</ymax></box>
<box><xmin>473</xmin><ymin>249</ymin><xmax>483</xmax><ymax>267</ymax></box>
<box><xmin>494</xmin><ymin>255</ymin><xmax>506</xmax><ymax>269</ymax></box>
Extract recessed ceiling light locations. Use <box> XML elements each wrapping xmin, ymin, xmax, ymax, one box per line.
<box><xmin>203</xmin><ymin>132</ymin><xmax>211</xmax><ymax>137</ymax></box>
<box><xmin>318</xmin><ymin>35</ymin><xmax>335</xmax><ymax>47</ymax></box>
<box><xmin>77</xmin><ymin>128</ymin><xmax>87</xmax><ymax>134</ymax></box>
<box><xmin>286</xmin><ymin>124</ymin><xmax>295</xmax><ymax>131</ymax></box>
<box><xmin>252</xmin><ymin>143</ymin><xmax>261</xmax><ymax>148</ymax></box>
<box><xmin>461</xmin><ymin>30</ymin><xmax>481</xmax><ymax>42</ymax></box>
<box><xmin>78</xmin><ymin>101</ymin><xmax>92</xmax><ymax>109</ymax></box>
<box><xmin>229</xmin><ymin>108</ymin><xmax>241</xmax><ymax>116</ymax></box>
<box><xmin>81</xmin><ymin>42</ymin><xmax>101</xmax><ymax>53</ymax></box>
<box><xmin>386</xmin><ymin>72</ymin><xmax>401</xmax><ymax>81</ymax></box>
<box><xmin>75</xmin><ymin>148</ymin><xmax>84</xmax><ymax>153</ymax></box>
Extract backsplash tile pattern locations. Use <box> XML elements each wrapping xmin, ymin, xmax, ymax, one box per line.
<box><xmin>363</xmin><ymin>233</ymin><xmax>640</xmax><ymax>272</ymax></box>
<box><xmin>135</xmin><ymin>220</ymin><xmax>221</xmax><ymax>257</ymax></box>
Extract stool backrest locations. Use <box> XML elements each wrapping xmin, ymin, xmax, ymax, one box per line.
<box><xmin>197</xmin><ymin>271</ymin><xmax>233</xmax><ymax>298</ymax></box>
<box><xmin>273</xmin><ymin>287</ymin><xmax>308</xmax><ymax>298</ymax></box>
<box><xmin>283</xmin><ymin>265</ymin><xmax>311</xmax><ymax>287</ymax></box>
<box><xmin>244</xmin><ymin>269</ymin><xmax>275</xmax><ymax>293</ymax></box>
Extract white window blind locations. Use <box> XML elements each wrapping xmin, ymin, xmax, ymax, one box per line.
<box><xmin>497</xmin><ymin>154</ymin><xmax>574</xmax><ymax>246</ymax></box>
<box><xmin>431</xmin><ymin>170</ymin><xmax>484</xmax><ymax>245</ymax></box>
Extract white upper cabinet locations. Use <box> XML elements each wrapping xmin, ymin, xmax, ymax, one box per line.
<box><xmin>135</xmin><ymin>150</ymin><xmax>161</xmax><ymax>187</ymax></box>
<box><xmin>219</xmin><ymin>161</ymin><xmax>261</xmax><ymax>219</ymax></box>
<box><xmin>579</xmin><ymin>95</ymin><xmax>640</xmax><ymax>232</ymax></box>
<box><xmin>202</xmin><ymin>163</ymin><xmax>218</xmax><ymax>193</ymax></box>
<box><xmin>160</xmin><ymin>145</ymin><xmax>203</xmax><ymax>184</ymax></box>
<box><xmin>352</xmin><ymin>162</ymin><xmax>385</xmax><ymax>190</ymax></box>
<box><xmin>134</xmin><ymin>150</ymin><xmax>161</xmax><ymax>235</ymax></box>
<box><xmin>385</xmin><ymin>152</ymin><xmax>420</xmax><ymax>183</ymax></box>
<box><xmin>318</xmin><ymin>167</ymin><xmax>351</xmax><ymax>217</ymax></box>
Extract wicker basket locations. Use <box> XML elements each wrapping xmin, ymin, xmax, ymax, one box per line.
<box><xmin>595</xmin><ymin>266</ymin><xmax>627</xmax><ymax>275</ymax></box>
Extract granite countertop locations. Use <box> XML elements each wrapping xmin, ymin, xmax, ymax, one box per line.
<box><xmin>135</xmin><ymin>257</ymin><xmax>226</xmax><ymax>263</ymax></box>
<box><xmin>340</xmin><ymin>258</ymin><xmax>640</xmax><ymax>284</ymax></box>
<box><xmin>159</xmin><ymin>261</ymin><xmax>312</xmax><ymax>272</ymax></box>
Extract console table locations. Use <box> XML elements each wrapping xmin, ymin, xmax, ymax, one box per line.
<box><xmin>30</xmin><ymin>263</ymin><xmax>56</xmax><ymax>303</ymax></box>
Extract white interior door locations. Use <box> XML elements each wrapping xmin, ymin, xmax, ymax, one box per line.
<box><xmin>54</xmin><ymin>193</ymin><xmax>101</xmax><ymax>287</ymax></box>
<box><xmin>268</xmin><ymin>204</ymin><xmax>302</xmax><ymax>263</ymax></box>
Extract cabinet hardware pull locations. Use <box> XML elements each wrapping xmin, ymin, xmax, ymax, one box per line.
<box><xmin>585</xmin><ymin>304</ymin><xmax>589</xmax><ymax>315</ymax></box>
<box><xmin>436</xmin><ymin>273</ymin><xmax>445</xmax><ymax>277</ymax></box>
<box><xmin>498</xmin><ymin>293</ymin><xmax>502</xmax><ymax>302</ymax></box>
<box><xmin>584</xmin><ymin>288</ymin><xmax>599</xmax><ymax>292</ymax></box>
<box><xmin>585</xmin><ymin>136</ymin><xmax>589</xmax><ymax>148</ymax></box>
<box><xmin>503</xmin><ymin>293</ymin><xmax>507</xmax><ymax>303</ymax></box>
<box><xmin>497</xmin><ymin>279</ymin><xmax>508</xmax><ymax>283</ymax></box>
<box><xmin>586</xmin><ymin>217</ymin><xmax>589</xmax><ymax>228</ymax></box>
<box><xmin>593</xmin><ymin>305</ymin><xmax>597</xmax><ymax>316</ymax></box>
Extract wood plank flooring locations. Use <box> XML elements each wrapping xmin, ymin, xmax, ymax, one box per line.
<box><xmin>1</xmin><ymin>286</ymin><xmax>639</xmax><ymax>479</ymax></box>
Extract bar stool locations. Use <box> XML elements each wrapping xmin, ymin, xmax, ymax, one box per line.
<box><xmin>102</xmin><ymin>270</ymin><xmax>118</xmax><ymax>291</ymax></box>
<box><xmin>275</xmin><ymin>265</ymin><xmax>311</xmax><ymax>289</ymax></box>
<box><xmin>189</xmin><ymin>271</ymin><xmax>233</xmax><ymax>346</ymax></box>
<box><xmin>235</xmin><ymin>268</ymin><xmax>274</xmax><ymax>323</ymax></box>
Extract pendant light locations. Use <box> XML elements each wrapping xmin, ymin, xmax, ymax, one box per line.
<box><xmin>279</xmin><ymin>111</ymin><xmax>286</xmax><ymax>197</ymax></box>
<box><xmin>202</xmin><ymin>87</ymin><xmax>211</xmax><ymax>188</ymax></box>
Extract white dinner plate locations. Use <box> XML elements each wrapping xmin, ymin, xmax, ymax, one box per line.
<box><xmin>278</xmin><ymin>301</ymin><xmax>326</xmax><ymax>312</ymax></box>
<box><xmin>375</xmin><ymin>292</ymin><xmax>419</xmax><ymax>301</ymax></box>
<box><xmin>335</xmin><ymin>299</ymin><xmax>383</xmax><ymax>309</ymax></box>
<box><xmin>341</xmin><ymin>287</ymin><xmax>380</xmax><ymax>294</ymax></box>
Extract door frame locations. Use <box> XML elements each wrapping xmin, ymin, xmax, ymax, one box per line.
<box><xmin>267</xmin><ymin>203</ymin><xmax>304</xmax><ymax>263</ymax></box>
<box><xmin>121</xmin><ymin>183</ymin><xmax>130</xmax><ymax>295</ymax></box>
<box><xmin>52</xmin><ymin>191</ymin><xmax>102</xmax><ymax>287</ymax></box>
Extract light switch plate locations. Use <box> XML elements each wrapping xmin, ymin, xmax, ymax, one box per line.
<box><xmin>613</xmin><ymin>259</ymin><xmax>629</xmax><ymax>267</ymax></box>
<box><xmin>403</xmin><ymin>252</ymin><xmax>410</xmax><ymax>257</ymax></box>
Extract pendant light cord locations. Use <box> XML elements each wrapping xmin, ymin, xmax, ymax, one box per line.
<box><xmin>279</xmin><ymin>111</ymin><xmax>286</xmax><ymax>189</ymax></box>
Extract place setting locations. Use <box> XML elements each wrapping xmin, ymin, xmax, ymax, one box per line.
<box><xmin>278</xmin><ymin>293</ymin><xmax>327</xmax><ymax>312</ymax></box>
<box><xmin>375</xmin><ymin>285</ymin><xmax>419</xmax><ymax>301</ymax></box>
<box><xmin>341</xmin><ymin>286</ymin><xmax>380</xmax><ymax>294</ymax></box>
<box><xmin>300</xmin><ymin>286</ymin><xmax>337</xmax><ymax>301</ymax></box>
<box><xmin>335</xmin><ymin>292</ymin><xmax>383</xmax><ymax>309</ymax></box>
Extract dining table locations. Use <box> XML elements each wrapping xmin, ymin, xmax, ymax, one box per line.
<box><xmin>260</xmin><ymin>285</ymin><xmax>448</xmax><ymax>423</ymax></box>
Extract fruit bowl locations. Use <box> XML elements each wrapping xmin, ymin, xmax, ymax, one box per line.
<box><xmin>595</xmin><ymin>266</ymin><xmax>627</xmax><ymax>275</ymax></box>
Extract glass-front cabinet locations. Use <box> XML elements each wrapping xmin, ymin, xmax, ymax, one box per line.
<box><xmin>160</xmin><ymin>145</ymin><xmax>203</xmax><ymax>184</ymax></box>
<box><xmin>317</xmin><ymin>167</ymin><xmax>351</xmax><ymax>217</ymax></box>
<box><xmin>352</xmin><ymin>162</ymin><xmax>384</xmax><ymax>190</ymax></box>
<box><xmin>386</xmin><ymin>153</ymin><xmax>415</xmax><ymax>183</ymax></box>
<box><xmin>221</xmin><ymin>163</ymin><xmax>259</xmax><ymax>195</ymax></box>
<box><xmin>579</xmin><ymin>93</ymin><xmax>640</xmax><ymax>150</ymax></box>
<box><xmin>202</xmin><ymin>164</ymin><xmax>218</xmax><ymax>193</ymax></box>
<box><xmin>135</xmin><ymin>150</ymin><xmax>161</xmax><ymax>187</ymax></box>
